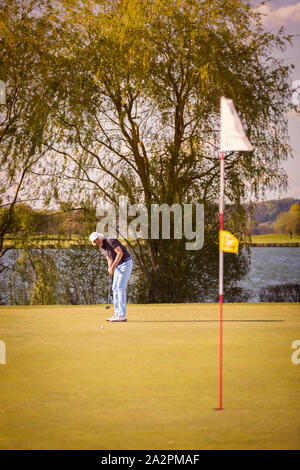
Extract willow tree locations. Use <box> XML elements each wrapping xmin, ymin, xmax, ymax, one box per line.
<box><xmin>41</xmin><ymin>0</ymin><xmax>292</xmax><ymax>301</ymax></box>
<box><xmin>0</xmin><ymin>0</ymin><xmax>66</xmax><ymax>306</ymax></box>
<box><xmin>0</xmin><ymin>0</ymin><xmax>57</xmax><ymax>260</ymax></box>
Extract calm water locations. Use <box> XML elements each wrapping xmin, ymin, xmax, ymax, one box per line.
<box><xmin>237</xmin><ymin>247</ymin><xmax>300</xmax><ymax>301</ymax></box>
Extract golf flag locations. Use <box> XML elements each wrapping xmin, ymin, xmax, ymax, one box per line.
<box><xmin>218</xmin><ymin>97</ymin><xmax>253</xmax><ymax>411</ymax></box>
<box><xmin>220</xmin><ymin>97</ymin><xmax>254</xmax><ymax>152</ymax></box>
<box><xmin>219</xmin><ymin>230</ymin><xmax>239</xmax><ymax>253</ymax></box>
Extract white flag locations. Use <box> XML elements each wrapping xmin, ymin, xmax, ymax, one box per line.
<box><xmin>220</xmin><ymin>96</ymin><xmax>254</xmax><ymax>152</ymax></box>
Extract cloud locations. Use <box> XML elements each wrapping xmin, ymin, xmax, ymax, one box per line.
<box><xmin>257</xmin><ymin>2</ymin><xmax>300</xmax><ymax>26</ymax></box>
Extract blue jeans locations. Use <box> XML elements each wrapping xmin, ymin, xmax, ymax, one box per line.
<box><xmin>112</xmin><ymin>258</ymin><xmax>133</xmax><ymax>317</ymax></box>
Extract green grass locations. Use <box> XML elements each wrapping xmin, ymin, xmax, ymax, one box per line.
<box><xmin>2</xmin><ymin>234</ymin><xmax>87</xmax><ymax>248</ymax></box>
<box><xmin>251</xmin><ymin>234</ymin><xmax>300</xmax><ymax>244</ymax></box>
<box><xmin>2</xmin><ymin>234</ymin><xmax>135</xmax><ymax>248</ymax></box>
<box><xmin>0</xmin><ymin>303</ymin><xmax>300</xmax><ymax>450</ymax></box>
<box><xmin>4</xmin><ymin>233</ymin><xmax>300</xmax><ymax>248</ymax></box>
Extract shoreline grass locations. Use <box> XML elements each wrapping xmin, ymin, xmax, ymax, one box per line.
<box><xmin>251</xmin><ymin>234</ymin><xmax>300</xmax><ymax>244</ymax></box>
<box><xmin>3</xmin><ymin>233</ymin><xmax>300</xmax><ymax>249</ymax></box>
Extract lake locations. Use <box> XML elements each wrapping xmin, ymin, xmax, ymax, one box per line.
<box><xmin>237</xmin><ymin>247</ymin><xmax>300</xmax><ymax>302</ymax></box>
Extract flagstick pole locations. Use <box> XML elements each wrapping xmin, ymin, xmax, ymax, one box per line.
<box><xmin>219</xmin><ymin>150</ymin><xmax>225</xmax><ymax>411</ymax></box>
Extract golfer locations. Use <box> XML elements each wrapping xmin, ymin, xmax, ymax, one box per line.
<box><xmin>89</xmin><ymin>232</ymin><xmax>133</xmax><ymax>322</ymax></box>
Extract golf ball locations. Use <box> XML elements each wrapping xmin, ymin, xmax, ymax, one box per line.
<box><xmin>101</xmin><ymin>326</ymin><xmax>104</xmax><ymax>329</ymax></box>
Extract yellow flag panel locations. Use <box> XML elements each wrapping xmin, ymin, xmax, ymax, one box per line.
<box><xmin>219</xmin><ymin>230</ymin><xmax>239</xmax><ymax>253</ymax></box>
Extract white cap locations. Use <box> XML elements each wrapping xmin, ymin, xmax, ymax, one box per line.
<box><xmin>89</xmin><ymin>232</ymin><xmax>104</xmax><ymax>245</ymax></box>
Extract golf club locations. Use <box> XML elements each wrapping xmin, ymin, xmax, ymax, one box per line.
<box><xmin>105</xmin><ymin>275</ymin><xmax>112</xmax><ymax>309</ymax></box>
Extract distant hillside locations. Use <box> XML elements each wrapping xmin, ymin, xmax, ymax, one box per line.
<box><xmin>244</xmin><ymin>198</ymin><xmax>300</xmax><ymax>235</ymax></box>
<box><xmin>251</xmin><ymin>198</ymin><xmax>300</xmax><ymax>224</ymax></box>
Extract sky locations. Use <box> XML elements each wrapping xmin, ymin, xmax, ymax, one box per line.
<box><xmin>254</xmin><ymin>0</ymin><xmax>300</xmax><ymax>200</ymax></box>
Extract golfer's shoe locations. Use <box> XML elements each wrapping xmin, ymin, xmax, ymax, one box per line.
<box><xmin>106</xmin><ymin>315</ymin><xmax>127</xmax><ymax>322</ymax></box>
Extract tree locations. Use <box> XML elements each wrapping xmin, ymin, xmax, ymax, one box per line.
<box><xmin>0</xmin><ymin>203</ymin><xmax>43</xmax><ymax>236</ymax></box>
<box><xmin>0</xmin><ymin>0</ymin><xmax>56</xmax><ymax>263</ymax></box>
<box><xmin>1</xmin><ymin>0</ymin><xmax>294</xmax><ymax>302</ymax></box>
<box><xmin>287</xmin><ymin>204</ymin><xmax>300</xmax><ymax>238</ymax></box>
<box><xmin>36</xmin><ymin>0</ymin><xmax>292</xmax><ymax>301</ymax></box>
<box><xmin>273</xmin><ymin>203</ymin><xmax>300</xmax><ymax>238</ymax></box>
<box><xmin>290</xmin><ymin>203</ymin><xmax>300</xmax><ymax>213</ymax></box>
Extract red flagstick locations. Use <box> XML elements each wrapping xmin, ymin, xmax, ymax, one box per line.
<box><xmin>219</xmin><ymin>97</ymin><xmax>253</xmax><ymax>411</ymax></box>
<box><xmin>219</xmin><ymin>151</ymin><xmax>225</xmax><ymax>410</ymax></box>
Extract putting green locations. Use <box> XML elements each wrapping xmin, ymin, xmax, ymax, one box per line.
<box><xmin>0</xmin><ymin>303</ymin><xmax>299</xmax><ymax>450</ymax></box>
<box><xmin>251</xmin><ymin>234</ymin><xmax>300</xmax><ymax>244</ymax></box>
